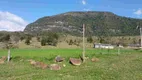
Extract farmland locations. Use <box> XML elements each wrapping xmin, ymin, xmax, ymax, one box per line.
<box><xmin>0</xmin><ymin>48</ymin><xmax>142</xmax><ymax>80</ymax></box>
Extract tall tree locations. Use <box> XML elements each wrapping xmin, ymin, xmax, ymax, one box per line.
<box><xmin>0</xmin><ymin>34</ymin><xmax>11</xmax><ymax>62</ymax></box>
<box><xmin>0</xmin><ymin>33</ymin><xmax>20</xmax><ymax>62</ymax></box>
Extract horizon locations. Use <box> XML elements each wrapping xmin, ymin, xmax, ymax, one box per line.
<box><xmin>0</xmin><ymin>0</ymin><xmax>142</xmax><ymax>31</ymax></box>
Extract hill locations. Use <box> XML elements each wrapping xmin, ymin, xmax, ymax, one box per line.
<box><xmin>24</xmin><ymin>11</ymin><xmax>142</xmax><ymax>36</ymax></box>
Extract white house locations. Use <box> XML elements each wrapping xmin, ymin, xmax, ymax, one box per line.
<box><xmin>94</xmin><ymin>43</ymin><xmax>114</xmax><ymax>49</ymax></box>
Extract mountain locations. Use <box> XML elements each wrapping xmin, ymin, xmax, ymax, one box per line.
<box><xmin>24</xmin><ymin>11</ymin><xmax>142</xmax><ymax>36</ymax></box>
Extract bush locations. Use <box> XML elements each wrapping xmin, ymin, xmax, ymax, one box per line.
<box><xmin>37</xmin><ymin>36</ymin><xmax>40</xmax><ymax>42</ymax></box>
<box><xmin>99</xmin><ymin>37</ymin><xmax>105</xmax><ymax>43</ymax></box>
<box><xmin>87</xmin><ymin>36</ymin><xmax>93</xmax><ymax>43</ymax></box>
<box><xmin>69</xmin><ymin>39</ymin><xmax>73</xmax><ymax>45</ymax></box>
<box><xmin>0</xmin><ymin>34</ymin><xmax>10</xmax><ymax>42</ymax></box>
<box><xmin>25</xmin><ymin>39</ymin><xmax>30</xmax><ymax>45</ymax></box>
<box><xmin>20</xmin><ymin>36</ymin><xmax>25</xmax><ymax>41</ymax></box>
<box><xmin>52</xmin><ymin>40</ymin><xmax>58</xmax><ymax>46</ymax></box>
<box><xmin>25</xmin><ymin>35</ymin><xmax>32</xmax><ymax>45</ymax></box>
<box><xmin>41</xmin><ymin>37</ymin><xmax>47</xmax><ymax>46</ymax></box>
<box><xmin>40</xmin><ymin>32</ymin><xmax>59</xmax><ymax>46</ymax></box>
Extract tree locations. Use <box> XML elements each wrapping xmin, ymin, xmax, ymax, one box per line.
<box><xmin>99</xmin><ymin>37</ymin><xmax>105</xmax><ymax>43</ymax></box>
<box><xmin>87</xmin><ymin>36</ymin><xmax>93</xmax><ymax>43</ymax></box>
<box><xmin>0</xmin><ymin>34</ymin><xmax>11</xmax><ymax>62</ymax></box>
<box><xmin>25</xmin><ymin>35</ymin><xmax>32</xmax><ymax>45</ymax></box>
<box><xmin>41</xmin><ymin>37</ymin><xmax>47</xmax><ymax>46</ymax></box>
<box><xmin>0</xmin><ymin>34</ymin><xmax>10</xmax><ymax>42</ymax></box>
<box><xmin>20</xmin><ymin>36</ymin><xmax>25</xmax><ymax>41</ymax></box>
<box><xmin>37</xmin><ymin>36</ymin><xmax>40</xmax><ymax>42</ymax></box>
<box><xmin>40</xmin><ymin>32</ymin><xmax>59</xmax><ymax>46</ymax></box>
<box><xmin>132</xmin><ymin>38</ymin><xmax>137</xmax><ymax>44</ymax></box>
<box><xmin>25</xmin><ymin>39</ymin><xmax>30</xmax><ymax>45</ymax></box>
<box><xmin>69</xmin><ymin>39</ymin><xmax>73</xmax><ymax>45</ymax></box>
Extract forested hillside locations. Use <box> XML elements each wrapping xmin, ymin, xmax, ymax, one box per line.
<box><xmin>24</xmin><ymin>11</ymin><xmax>142</xmax><ymax>36</ymax></box>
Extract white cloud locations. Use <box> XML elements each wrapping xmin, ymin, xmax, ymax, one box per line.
<box><xmin>0</xmin><ymin>11</ymin><xmax>28</xmax><ymax>31</ymax></box>
<box><xmin>82</xmin><ymin>0</ymin><xmax>86</xmax><ymax>5</ymax></box>
<box><xmin>133</xmin><ymin>9</ymin><xmax>142</xmax><ymax>16</ymax></box>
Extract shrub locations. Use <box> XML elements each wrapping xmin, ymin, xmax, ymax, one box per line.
<box><xmin>25</xmin><ymin>39</ymin><xmax>30</xmax><ymax>45</ymax></box>
<box><xmin>87</xmin><ymin>36</ymin><xmax>93</xmax><ymax>43</ymax></box>
<box><xmin>37</xmin><ymin>36</ymin><xmax>40</xmax><ymax>42</ymax></box>
<box><xmin>41</xmin><ymin>37</ymin><xmax>47</xmax><ymax>46</ymax></box>
<box><xmin>40</xmin><ymin>32</ymin><xmax>59</xmax><ymax>46</ymax></box>
<box><xmin>69</xmin><ymin>39</ymin><xmax>73</xmax><ymax>45</ymax></box>
<box><xmin>20</xmin><ymin>36</ymin><xmax>25</xmax><ymax>41</ymax></box>
<box><xmin>0</xmin><ymin>34</ymin><xmax>10</xmax><ymax>42</ymax></box>
<box><xmin>25</xmin><ymin>35</ymin><xmax>32</xmax><ymax>45</ymax></box>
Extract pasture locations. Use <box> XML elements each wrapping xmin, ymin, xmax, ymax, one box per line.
<box><xmin>0</xmin><ymin>48</ymin><xmax>142</xmax><ymax>80</ymax></box>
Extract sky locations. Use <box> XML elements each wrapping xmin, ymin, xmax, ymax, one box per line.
<box><xmin>0</xmin><ymin>0</ymin><xmax>142</xmax><ymax>31</ymax></box>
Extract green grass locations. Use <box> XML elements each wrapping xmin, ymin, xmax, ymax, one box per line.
<box><xmin>0</xmin><ymin>48</ymin><xmax>142</xmax><ymax>80</ymax></box>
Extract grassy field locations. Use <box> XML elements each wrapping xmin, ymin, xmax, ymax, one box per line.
<box><xmin>0</xmin><ymin>48</ymin><xmax>142</xmax><ymax>80</ymax></box>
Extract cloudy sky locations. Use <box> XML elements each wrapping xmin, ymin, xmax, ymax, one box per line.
<box><xmin>0</xmin><ymin>0</ymin><xmax>142</xmax><ymax>31</ymax></box>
